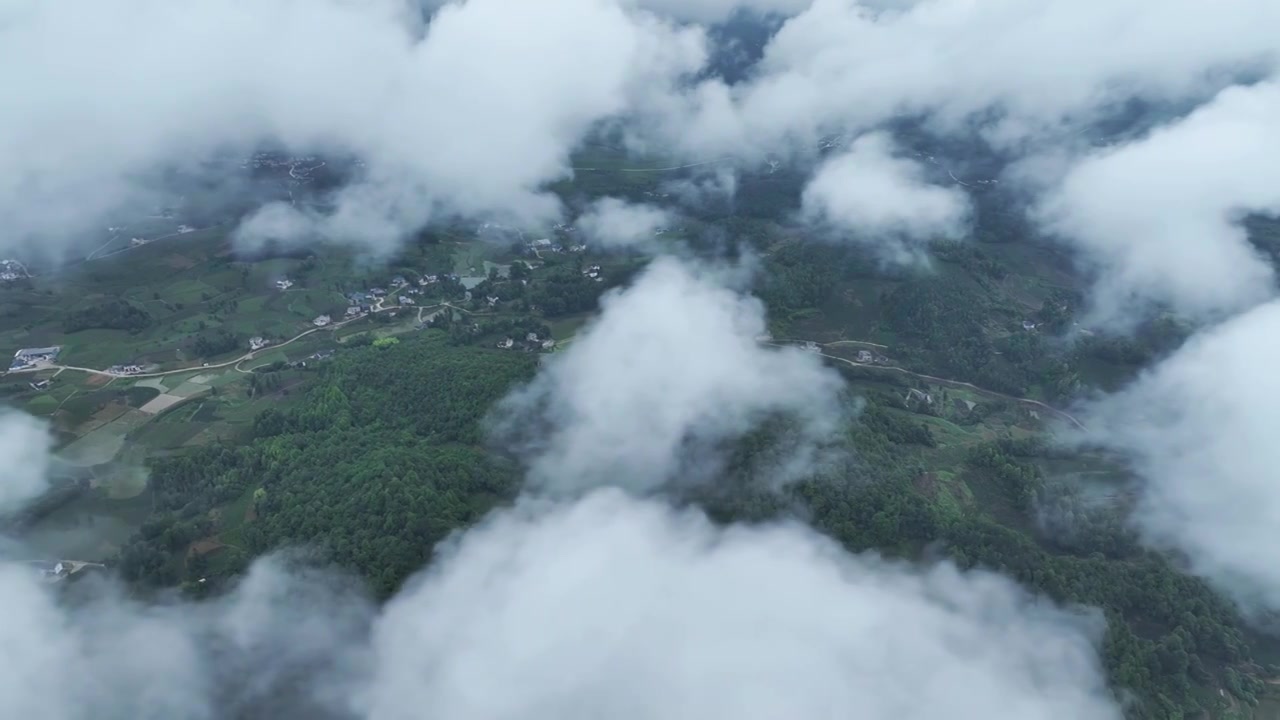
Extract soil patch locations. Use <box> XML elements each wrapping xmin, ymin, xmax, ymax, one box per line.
<box><xmin>140</xmin><ymin>393</ymin><xmax>185</xmax><ymax>415</ymax></box>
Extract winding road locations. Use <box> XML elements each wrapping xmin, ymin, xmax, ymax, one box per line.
<box><xmin>768</xmin><ymin>341</ymin><xmax>1086</xmax><ymax>430</ymax></box>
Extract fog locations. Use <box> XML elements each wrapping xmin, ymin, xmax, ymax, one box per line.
<box><xmin>1082</xmin><ymin>300</ymin><xmax>1280</xmax><ymax>613</ymax></box>
<box><xmin>490</xmin><ymin>255</ymin><xmax>846</xmax><ymax>495</ymax></box>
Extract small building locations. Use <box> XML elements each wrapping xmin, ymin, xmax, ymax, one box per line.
<box><xmin>419</xmin><ymin>275</ymin><xmax>439</xmax><ymax>285</ymax></box>
<box><xmin>1022</xmin><ymin>320</ymin><xmax>1038</xmax><ymax>331</ymax></box>
<box><xmin>11</xmin><ymin>346</ymin><xmax>61</xmax><ymax>369</ymax></box>
<box><xmin>526</xmin><ymin>332</ymin><xmax>539</xmax><ymax>343</ymax></box>
<box><xmin>398</xmin><ymin>295</ymin><xmax>415</xmax><ymax>305</ymax></box>
<box><xmin>391</xmin><ymin>276</ymin><xmax>407</xmax><ymax>286</ymax></box>
<box><xmin>541</xmin><ymin>339</ymin><xmax>556</xmax><ymax>350</ymax></box>
<box><xmin>29</xmin><ymin>379</ymin><xmax>50</xmax><ymax>391</ymax></box>
<box><xmin>313</xmin><ymin>315</ymin><xmax>331</xmax><ymax>327</ymax></box>
<box><xmin>345</xmin><ymin>306</ymin><xmax>362</xmax><ymax>317</ymax></box>
<box><xmin>275</xmin><ymin>279</ymin><xmax>294</xmax><ymax>291</ymax></box>
<box><xmin>498</xmin><ymin>338</ymin><xmax>515</xmax><ymax>349</ymax></box>
<box><xmin>856</xmin><ymin>350</ymin><xmax>873</xmax><ymax>363</ymax></box>
<box><xmin>248</xmin><ymin>337</ymin><xmax>268</xmax><ymax>351</ymax></box>
<box><xmin>370</xmin><ymin>288</ymin><xmax>387</xmax><ymax>297</ymax></box>
<box><xmin>486</xmin><ymin>296</ymin><xmax>499</xmax><ymax>307</ymax></box>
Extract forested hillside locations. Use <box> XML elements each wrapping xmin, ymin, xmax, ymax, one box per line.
<box><xmin>119</xmin><ymin>335</ymin><xmax>537</xmax><ymax>596</ymax></box>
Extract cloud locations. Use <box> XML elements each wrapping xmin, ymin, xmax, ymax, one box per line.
<box><xmin>656</xmin><ymin>0</ymin><xmax>1280</xmax><ymax>156</ymax></box>
<box><xmin>491</xmin><ymin>255</ymin><xmax>846</xmax><ymax>495</ymax></box>
<box><xmin>801</xmin><ymin>132</ymin><xmax>969</xmax><ymax>253</ymax></box>
<box><xmin>1082</xmin><ymin>299</ymin><xmax>1280</xmax><ymax>612</ymax></box>
<box><xmin>1037</xmin><ymin>81</ymin><xmax>1280</xmax><ymax>323</ymax></box>
<box><xmin>0</xmin><ymin>412</ymin><xmax>52</xmax><ymax>516</ymax></box>
<box><xmin>576</xmin><ymin>197</ymin><xmax>675</xmax><ymax>248</ymax></box>
<box><xmin>0</xmin><ymin>556</ymin><xmax>374</xmax><ymax>720</ymax></box>
<box><xmin>365</xmin><ymin>489</ymin><xmax>1120</xmax><ymax>720</ymax></box>
<box><xmin>627</xmin><ymin>0</ymin><xmax>813</xmax><ymax>23</ymax></box>
<box><xmin>0</xmin><ymin>491</ymin><xmax>1123</xmax><ymax>720</ymax></box>
<box><xmin>1</xmin><ymin>0</ymin><xmax>707</xmax><ymax>257</ymax></box>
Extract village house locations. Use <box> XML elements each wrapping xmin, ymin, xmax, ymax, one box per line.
<box><xmin>497</xmin><ymin>338</ymin><xmax>515</xmax><ymax>349</ymax></box>
<box><xmin>345</xmin><ymin>306</ymin><xmax>362</xmax><ymax>318</ymax></box>
<box><xmin>108</xmin><ymin>364</ymin><xmax>143</xmax><ymax>376</ymax></box>
<box><xmin>1022</xmin><ymin>320</ymin><xmax>1038</xmax><ymax>331</ymax></box>
<box><xmin>370</xmin><ymin>288</ymin><xmax>387</xmax><ymax>297</ymax></box>
<box><xmin>486</xmin><ymin>296</ymin><xmax>499</xmax><ymax>307</ymax></box>
<box><xmin>29</xmin><ymin>379</ymin><xmax>50</xmax><ymax>391</ymax></box>
<box><xmin>248</xmin><ymin>337</ymin><xmax>268</xmax><ymax>351</ymax></box>
<box><xmin>10</xmin><ymin>346</ymin><xmax>61</xmax><ymax>370</ymax></box>
<box><xmin>856</xmin><ymin>350</ymin><xmax>874</xmax><ymax>363</ymax></box>
<box><xmin>419</xmin><ymin>275</ymin><xmax>439</xmax><ymax>285</ymax></box>
<box><xmin>541</xmin><ymin>339</ymin><xmax>556</xmax><ymax>350</ymax></box>
<box><xmin>391</xmin><ymin>276</ymin><xmax>407</xmax><ymax>287</ymax></box>
<box><xmin>398</xmin><ymin>296</ymin><xmax>415</xmax><ymax>305</ymax></box>
<box><xmin>526</xmin><ymin>332</ymin><xmax>539</xmax><ymax>343</ymax></box>
<box><xmin>313</xmin><ymin>314</ymin><xmax>331</xmax><ymax>327</ymax></box>
<box><xmin>275</xmin><ymin>279</ymin><xmax>294</xmax><ymax>291</ymax></box>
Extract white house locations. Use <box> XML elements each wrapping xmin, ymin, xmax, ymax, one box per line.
<box><xmin>275</xmin><ymin>279</ymin><xmax>294</xmax><ymax>291</ymax></box>
<box><xmin>313</xmin><ymin>315</ymin><xmax>331</xmax><ymax>327</ymax></box>
<box><xmin>249</xmin><ymin>337</ymin><xmax>268</xmax><ymax>351</ymax></box>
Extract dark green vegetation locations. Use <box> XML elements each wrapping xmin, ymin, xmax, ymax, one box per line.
<box><xmin>118</xmin><ymin>334</ymin><xmax>536</xmax><ymax>597</ymax></box>
<box><xmin>702</xmin><ymin>382</ymin><xmax>1264</xmax><ymax>720</ymax></box>
<box><xmin>9</xmin><ymin>146</ymin><xmax>1280</xmax><ymax>720</ymax></box>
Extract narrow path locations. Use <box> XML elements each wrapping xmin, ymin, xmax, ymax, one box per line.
<box><xmin>767</xmin><ymin>341</ymin><xmax>1087</xmax><ymax>430</ymax></box>
<box><xmin>18</xmin><ymin>301</ymin><xmax>395</xmax><ymax>380</ymax></box>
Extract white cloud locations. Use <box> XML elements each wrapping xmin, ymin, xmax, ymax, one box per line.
<box><xmin>491</xmin><ymin>255</ymin><xmax>845</xmax><ymax>495</ymax></box>
<box><xmin>1083</xmin><ymin>299</ymin><xmax>1280</xmax><ymax>611</ymax></box>
<box><xmin>657</xmin><ymin>0</ymin><xmax>1280</xmax><ymax>156</ymax></box>
<box><xmin>576</xmin><ymin>197</ymin><xmax>674</xmax><ymax>248</ymax></box>
<box><xmin>0</xmin><ymin>412</ymin><xmax>52</xmax><ymax>516</ymax></box>
<box><xmin>365</xmin><ymin>490</ymin><xmax>1120</xmax><ymax>720</ymax></box>
<box><xmin>627</xmin><ymin>0</ymin><xmax>812</xmax><ymax>23</ymax></box>
<box><xmin>801</xmin><ymin>132</ymin><xmax>969</xmax><ymax>252</ymax></box>
<box><xmin>0</xmin><ymin>491</ymin><xmax>1123</xmax><ymax>720</ymax></box>
<box><xmin>1038</xmin><ymin>81</ymin><xmax>1280</xmax><ymax>323</ymax></box>
<box><xmin>1</xmin><ymin>0</ymin><xmax>707</xmax><ymax>257</ymax></box>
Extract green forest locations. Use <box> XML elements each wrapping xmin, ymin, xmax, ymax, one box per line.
<box><xmin>107</xmin><ymin>323</ymin><xmax>1268</xmax><ymax>718</ymax></box>
<box><xmin>119</xmin><ymin>334</ymin><xmax>537</xmax><ymax>597</ymax></box>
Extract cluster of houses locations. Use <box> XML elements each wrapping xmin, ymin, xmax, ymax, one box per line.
<box><xmin>288</xmin><ymin>349</ymin><xmax>335</xmax><ymax>369</ymax></box>
<box><xmin>526</xmin><ymin>237</ymin><xmax>586</xmax><ymax>255</ymax></box>
<box><xmin>0</xmin><ymin>259</ymin><xmax>29</xmax><ymax>282</ymax></box>
<box><xmin>107</xmin><ymin>363</ymin><xmax>145</xmax><ymax>376</ymax></box>
<box><xmin>496</xmin><ymin>332</ymin><xmax>557</xmax><ymax>352</ymax></box>
<box><xmin>10</xmin><ymin>346</ymin><xmax>61</xmax><ymax>371</ymax></box>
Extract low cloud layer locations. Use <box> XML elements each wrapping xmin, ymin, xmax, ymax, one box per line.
<box><xmin>3</xmin><ymin>0</ymin><xmax>706</xmax><ymax>256</ymax></box>
<box><xmin>1</xmin><ymin>491</ymin><xmax>1123</xmax><ymax>720</ymax></box>
<box><xmin>801</xmin><ymin>132</ymin><xmax>969</xmax><ymax>255</ymax></box>
<box><xmin>9</xmin><ymin>0</ymin><xmax>1280</xmax><ymax>324</ymax></box>
<box><xmin>1039</xmin><ymin>81</ymin><xmax>1280</xmax><ymax>323</ymax></box>
<box><xmin>1083</xmin><ymin>300</ymin><xmax>1280</xmax><ymax>611</ymax></box>
<box><xmin>491</xmin><ymin>256</ymin><xmax>846</xmax><ymax>495</ymax></box>
<box><xmin>366</xmin><ymin>490</ymin><xmax>1120</xmax><ymax>720</ymax></box>
<box><xmin>0</xmin><ymin>412</ymin><xmax>52</xmax><ymax>516</ymax></box>
<box><xmin>576</xmin><ymin>197</ymin><xmax>674</xmax><ymax>249</ymax></box>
